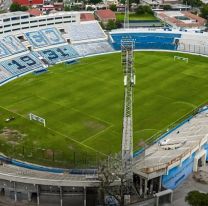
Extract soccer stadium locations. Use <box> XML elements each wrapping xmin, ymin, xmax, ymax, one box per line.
<box><xmin>0</xmin><ymin>9</ymin><xmax>208</xmax><ymax>206</ymax></box>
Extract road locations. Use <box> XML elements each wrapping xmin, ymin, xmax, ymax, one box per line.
<box><xmin>1</xmin><ymin>0</ymin><xmax>12</xmax><ymax>11</ymax></box>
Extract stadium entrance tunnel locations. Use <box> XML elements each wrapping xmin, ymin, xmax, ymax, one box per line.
<box><xmin>193</xmin><ymin>149</ymin><xmax>206</xmax><ymax>172</ymax></box>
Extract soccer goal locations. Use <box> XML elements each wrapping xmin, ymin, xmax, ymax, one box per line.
<box><xmin>29</xmin><ymin>113</ymin><xmax>46</xmax><ymax>127</ymax></box>
<box><xmin>174</xmin><ymin>56</ymin><xmax>189</xmax><ymax>63</ymax></box>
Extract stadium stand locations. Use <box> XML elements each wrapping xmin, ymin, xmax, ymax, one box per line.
<box><xmin>176</xmin><ymin>33</ymin><xmax>208</xmax><ymax>55</ymax></box>
<box><xmin>1</xmin><ymin>36</ymin><xmax>27</xmax><ymax>55</ymax></box>
<box><xmin>111</xmin><ymin>32</ymin><xmax>181</xmax><ymax>50</ymax></box>
<box><xmin>24</xmin><ymin>27</ymin><xmax>80</xmax><ymax>65</ymax></box>
<box><xmin>38</xmin><ymin>45</ymin><xmax>79</xmax><ymax>64</ymax></box>
<box><xmin>0</xmin><ymin>67</ymin><xmax>12</xmax><ymax>84</ymax></box>
<box><xmin>0</xmin><ymin>36</ymin><xmax>27</xmax><ymax>58</ymax></box>
<box><xmin>24</xmin><ymin>27</ymin><xmax>65</xmax><ymax>49</ymax></box>
<box><xmin>73</xmin><ymin>41</ymin><xmax>114</xmax><ymax>56</ymax></box>
<box><xmin>0</xmin><ymin>53</ymin><xmax>44</xmax><ymax>76</ymax></box>
<box><xmin>65</xmin><ymin>22</ymin><xmax>106</xmax><ymax>43</ymax></box>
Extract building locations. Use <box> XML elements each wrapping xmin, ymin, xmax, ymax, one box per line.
<box><xmin>80</xmin><ymin>13</ymin><xmax>95</xmax><ymax>21</ymax></box>
<box><xmin>12</xmin><ymin>0</ymin><xmax>43</xmax><ymax>6</ymax></box>
<box><xmin>0</xmin><ymin>11</ymin><xmax>80</xmax><ymax>35</ymax></box>
<box><xmin>27</xmin><ymin>8</ymin><xmax>43</xmax><ymax>16</ymax></box>
<box><xmin>133</xmin><ymin>108</ymin><xmax>208</xmax><ymax>197</ymax></box>
<box><xmin>95</xmin><ymin>9</ymin><xmax>116</xmax><ymax>24</ymax></box>
<box><xmin>156</xmin><ymin>11</ymin><xmax>207</xmax><ymax>28</ymax></box>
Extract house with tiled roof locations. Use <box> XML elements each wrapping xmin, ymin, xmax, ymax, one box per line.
<box><xmin>95</xmin><ymin>9</ymin><xmax>116</xmax><ymax>24</ymax></box>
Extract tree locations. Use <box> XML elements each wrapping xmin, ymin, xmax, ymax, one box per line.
<box><xmin>86</xmin><ymin>6</ymin><xmax>94</xmax><ymax>11</ymax></box>
<box><xmin>200</xmin><ymin>4</ymin><xmax>208</xmax><ymax>19</ymax></box>
<box><xmin>64</xmin><ymin>5</ymin><xmax>71</xmax><ymax>11</ymax></box>
<box><xmin>10</xmin><ymin>2</ymin><xmax>28</xmax><ymax>12</ymax></box>
<box><xmin>70</xmin><ymin>5</ymin><xmax>81</xmax><ymax>11</ymax></box>
<box><xmin>98</xmin><ymin>154</ymin><xmax>130</xmax><ymax>206</ymax></box>
<box><xmin>185</xmin><ymin>191</ymin><xmax>208</xmax><ymax>206</ymax></box>
<box><xmin>109</xmin><ymin>4</ymin><xmax>117</xmax><ymax>12</ymax></box>
<box><xmin>135</xmin><ymin>5</ymin><xmax>153</xmax><ymax>15</ymax></box>
<box><xmin>135</xmin><ymin>5</ymin><xmax>145</xmax><ymax>15</ymax></box>
<box><xmin>106</xmin><ymin>20</ymin><xmax>117</xmax><ymax>30</ymax></box>
<box><xmin>88</xmin><ymin>0</ymin><xmax>102</xmax><ymax>4</ymax></box>
<box><xmin>21</xmin><ymin>6</ymin><xmax>28</xmax><ymax>11</ymax></box>
<box><xmin>183</xmin><ymin>0</ymin><xmax>203</xmax><ymax>7</ymax></box>
<box><xmin>163</xmin><ymin>5</ymin><xmax>172</xmax><ymax>10</ymax></box>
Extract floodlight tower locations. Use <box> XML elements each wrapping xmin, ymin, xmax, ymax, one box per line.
<box><xmin>121</xmin><ymin>37</ymin><xmax>135</xmax><ymax>186</ymax></box>
<box><xmin>124</xmin><ymin>0</ymin><xmax>130</xmax><ymax>29</ymax></box>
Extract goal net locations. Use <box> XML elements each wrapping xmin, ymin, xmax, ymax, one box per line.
<box><xmin>29</xmin><ymin>113</ymin><xmax>46</xmax><ymax>127</ymax></box>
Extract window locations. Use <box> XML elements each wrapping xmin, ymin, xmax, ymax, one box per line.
<box><xmin>64</xmin><ymin>21</ymin><xmax>71</xmax><ymax>23</ymax></box>
<box><xmin>12</xmin><ymin>23</ymin><xmax>20</xmax><ymax>26</ymax></box>
<box><xmin>47</xmin><ymin>18</ymin><xmax>54</xmax><ymax>21</ymax></box>
<box><xmin>40</xmin><ymin>24</ymin><xmax>46</xmax><ymax>27</ymax></box>
<box><xmin>21</xmin><ymin>21</ymin><xmax>29</xmax><ymax>24</ymax></box>
<box><xmin>64</xmin><ymin>16</ymin><xmax>71</xmax><ymax>18</ymax></box>
<box><xmin>4</xmin><ymin>30</ymin><xmax>11</xmax><ymax>33</ymax></box>
<box><xmin>21</xmin><ymin>15</ymin><xmax>29</xmax><ymax>19</ymax></box>
<box><xmin>47</xmin><ymin>23</ymin><xmax>54</xmax><ymax>25</ymax></box>
<box><xmin>31</xmin><ymin>25</ymin><xmax>37</xmax><ymax>28</ymax></box>
<box><xmin>3</xmin><ymin>18</ymin><xmax>10</xmax><ymax>22</ymax></box>
<box><xmin>13</xmin><ymin>28</ymin><xmax>20</xmax><ymax>31</ymax></box>
<box><xmin>55</xmin><ymin>17</ymin><xmax>62</xmax><ymax>20</ymax></box>
<box><xmin>30</xmin><ymin>20</ymin><xmax>37</xmax><ymax>23</ymax></box>
<box><xmin>39</xmin><ymin>19</ymin><xmax>46</xmax><ymax>22</ymax></box>
<box><xmin>4</xmin><ymin>24</ymin><xmax>10</xmax><ymax>28</ymax></box>
<box><xmin>11</xmin><ymin>17</ymin><xmax>20</xmax><ymax>21</ymax></box>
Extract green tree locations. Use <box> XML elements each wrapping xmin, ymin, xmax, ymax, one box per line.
<box><xmin>185</xmin><ymin>191</ymin><xmax>208</xmax><ymax>206</ymax></box>
<box><xmin>21</xmin><ymin>6</ymin><xmax>28</xmax><ymax>11</ymax></box>
<box><xmin>200</xmin><ymin>4</ymin><xmax>208</xmax><ymax>19</ymax></box>
<box><xmin>106</xmin><ymin>19</ymin><xmax>117</xmax><ymax>30</ymax></box>
<box><xmin>183</xmin><ymin>0</ymin><xmax>203</xmax><ymax>7</ymax></box>
<box><xmin>135</xmin><ymin>5</ymin><xmax>144</xmax><ymax>15</ymax></box>
<box><xmin>10</xmin><ymin>2</ymin><xmax>28</xmax><ymax>11</ymax></box>
<box><xmin>163</xmin><ymin>5</ymin><xmax>172</xmax><ymax>10</ymax></box>
<box><xmin>64</xmin><ymin>5</ymin><xmax>71</xmax><ymax>11</ymax></box>
<box><xmin>88</xmin><ymin>0</ymin><xmax>102</xmax><ymax>4</ymax></box>
<box><xmin>70</xmin><ymin>5</ymin><xmax>81</xmax><ymax>11</ymax></box>
<box><xmin>135</xmin><ymin>5</ymin><xmax>153</xmax><ymax>15</ymax></box>
<box><xmin>109</xmin><ymin>4</ymin><xmax>117</xmax><ymax>12</ymax></box>
<box><xmin>86</xmin><ymin>6</ymin><xmax>94</xmax><ymax>11</ymax></box>
<box><xmin>10</xmin><ymin>3</ymin><xmax>21</xmax><ymax>12</ymax></box>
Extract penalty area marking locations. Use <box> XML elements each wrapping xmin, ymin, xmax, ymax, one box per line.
<box><xmin>0</xmin><ymin>105</ymin><xmax>107</xmax><ymax>157</ymax></box>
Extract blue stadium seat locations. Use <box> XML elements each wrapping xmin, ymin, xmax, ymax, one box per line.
<box><xmin>38</xmin><ymin>45</ymin><xmax>79</xmax><ymax>64</ymax></box>
<box><xmin>0</xmin><ymin>67</ymin><xmax>13</xmax><ymax>84</ymax></box>
<box><xmin>0</xmin><ymin>44</ymin><xmax>10</xmax><ymax>58</ymax></box>
<box><xmin>0</xmin><ymin>53</ymin><xmax>44</xmax><ymax>76</ymax></box>
<box><xmin>40</xmin><ymin>28</ymin><xmax>65</xmax><ymax>45</ymax></box>
<box><xmin>25</xmin><ymin>27</ymin><xmax>65</xmax><ymax>48</ymax></box>
<box><xmin>111</xmin><ymin>33</ymin><xmax>181</xmax><ymax>50</ymax></box>
<box><xmin>1</xmin><ymin>36</ymin><xmax>27</xmax><ymax>55</ymax></box>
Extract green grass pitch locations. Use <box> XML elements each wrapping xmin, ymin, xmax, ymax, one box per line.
<box><xmin>0</xmin><ymin>51</ymin><xmax>208</xmax><ymax>168</ymax></box>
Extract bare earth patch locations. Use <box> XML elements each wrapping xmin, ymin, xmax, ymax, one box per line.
<box><xmin>0</xmin><ymin>127</ymin><xmax>26</xmax><ymax>145</ymax></box>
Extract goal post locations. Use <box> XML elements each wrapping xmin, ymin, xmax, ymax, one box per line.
<box><xmin>174</xmin><ymin>56</ymin><xmax>189</xmax><ymax>63</ymax></box>
<box><xmin>29</xmin><ymin>113</ymin><xmax>46</xmax><ymax>127</ymax></box>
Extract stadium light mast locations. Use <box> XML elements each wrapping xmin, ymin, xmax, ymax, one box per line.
<box><xmin>121</xmin><ymin>37</ymin><xmax>135</xmax><ymax>191</ymax></box>
<box><xmin>124</xmin><ymin>0</ymin><xmax>130</xmax><ymax>29</ymax></box>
